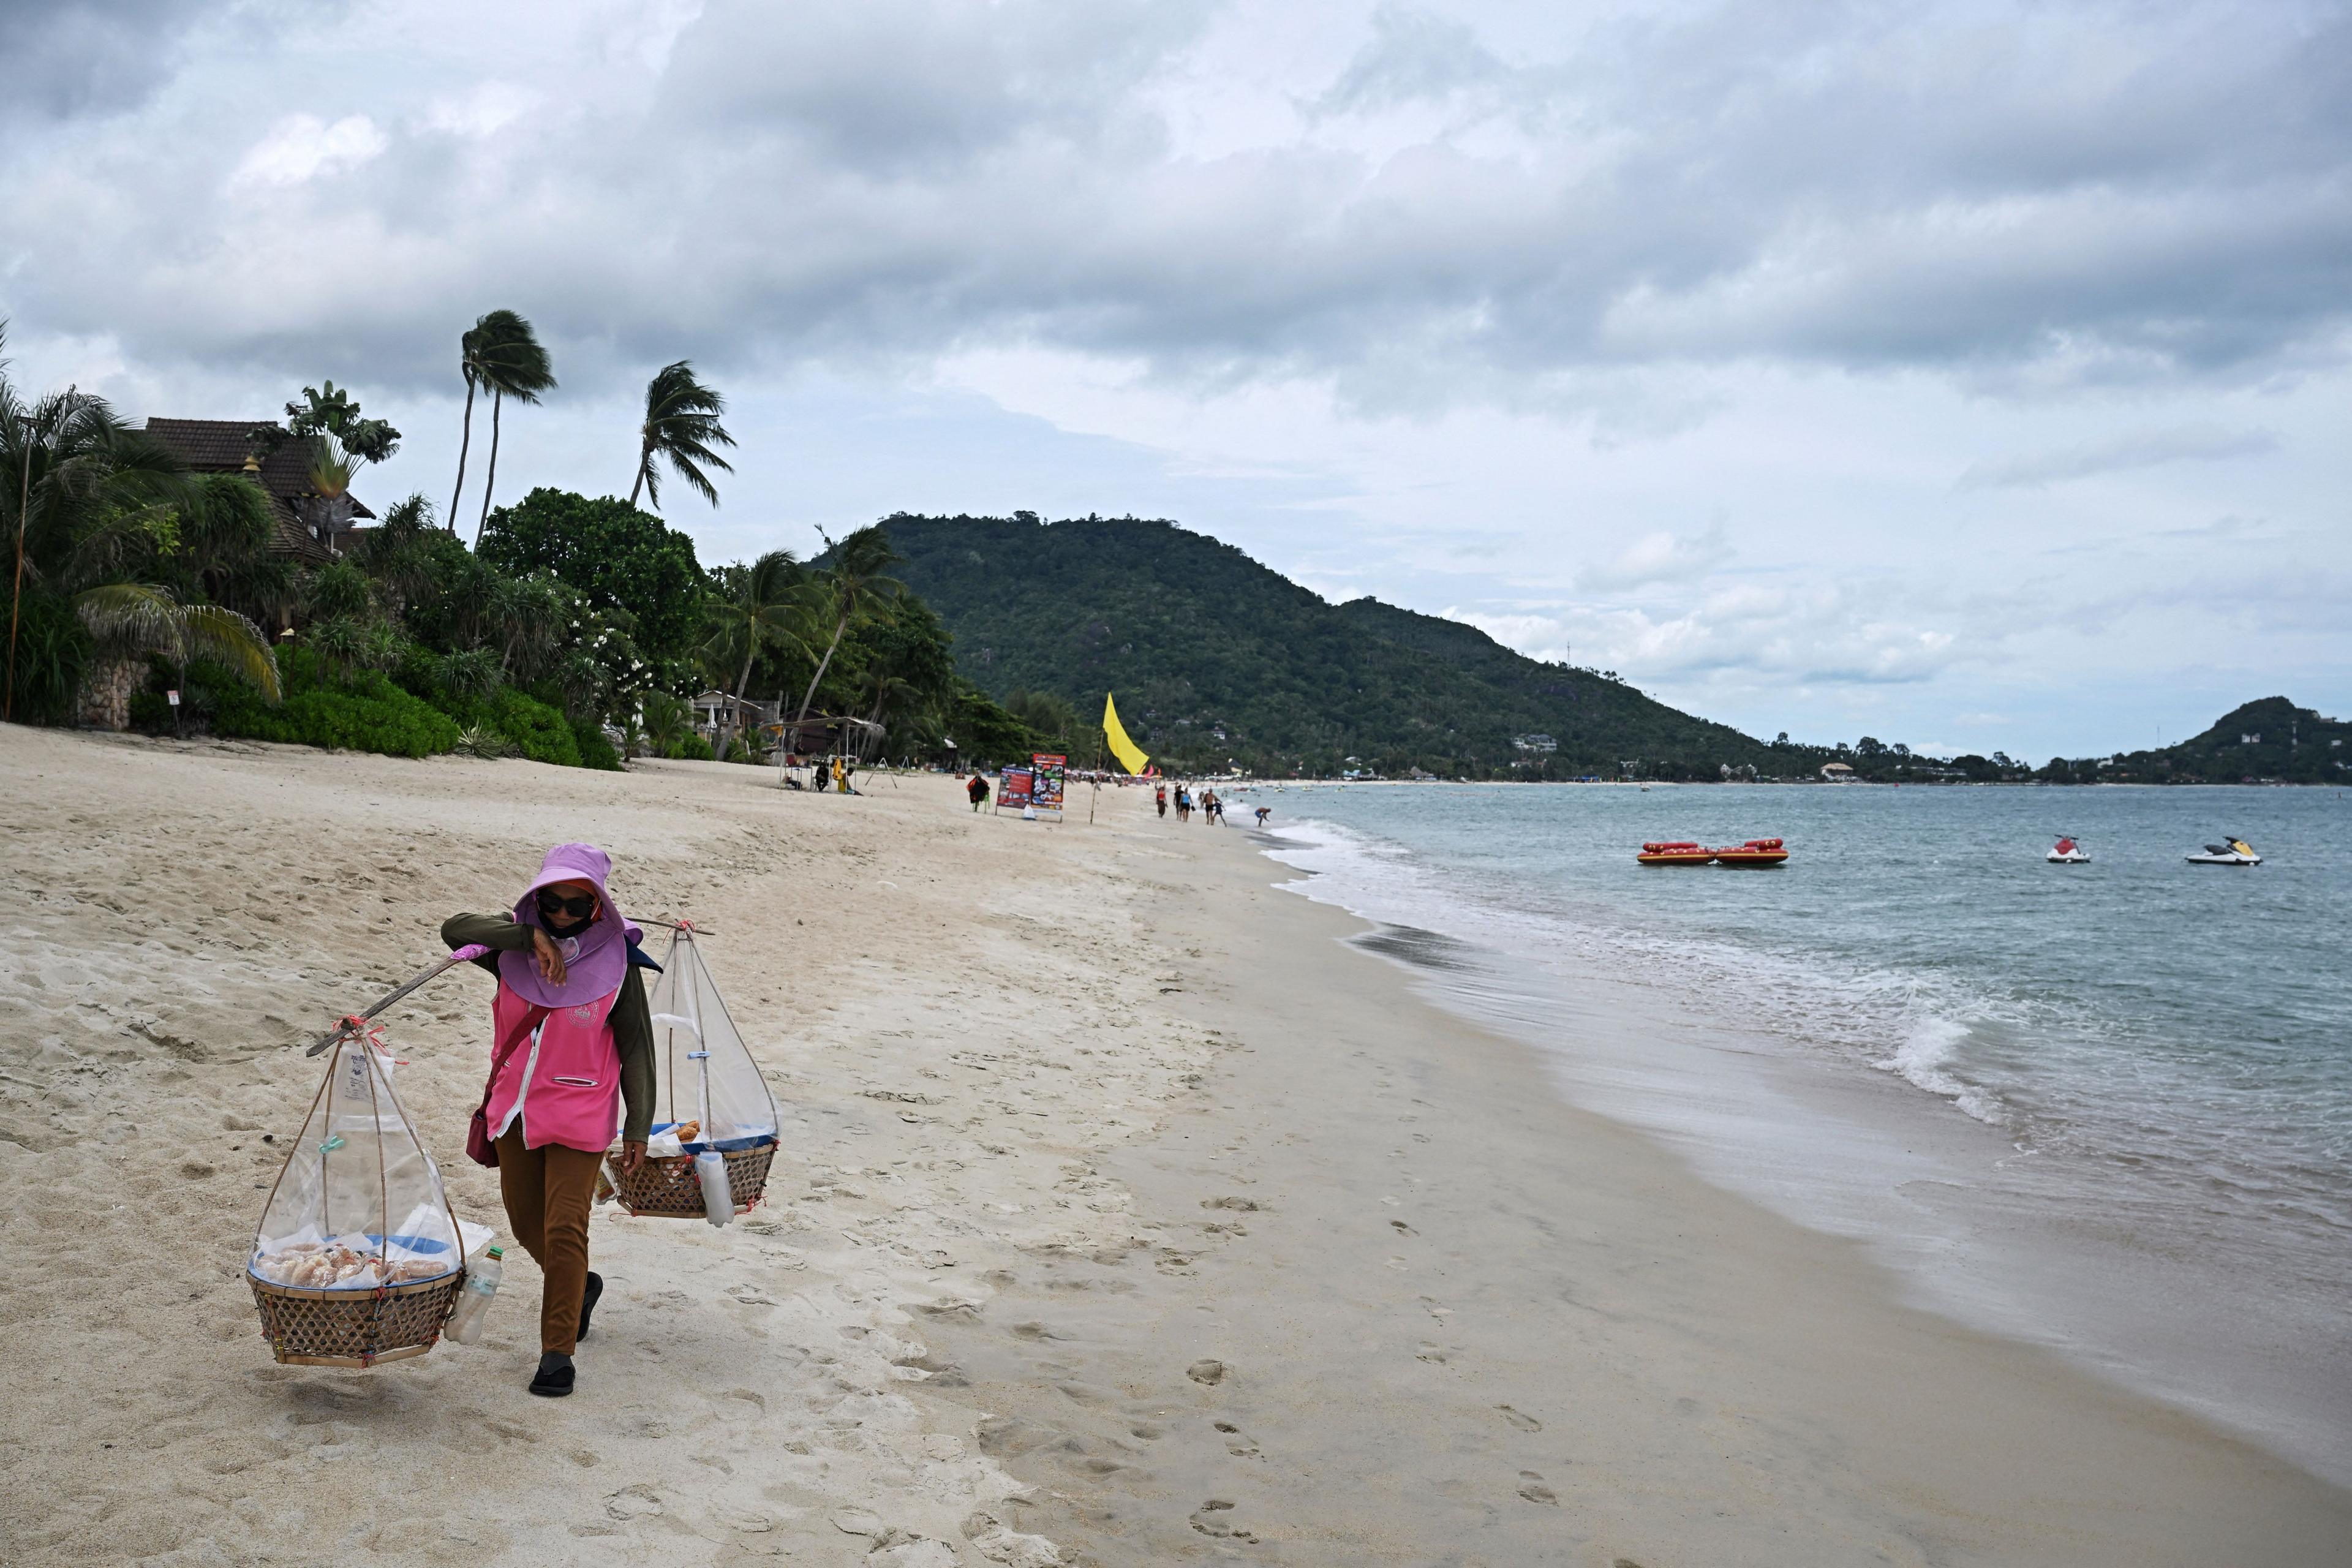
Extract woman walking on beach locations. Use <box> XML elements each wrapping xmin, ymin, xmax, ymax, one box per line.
<box><xmin>444</xmin><ymin>844</ymin><xmax>654</xmax><ymax>1398</ymax></box>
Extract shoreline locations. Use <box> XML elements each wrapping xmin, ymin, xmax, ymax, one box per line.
<box><xmin>1245</xmin><ymin>791</ymin><xmax>2352</xmax><ymax>1490</ymax></box>
<box><xmin>923</xmin><ymin>807</ymin><xmax>2352</xmax><ymax>1564</ymax></box>
<box><xmin>4</xmin><ymin>729</ymin><xmax>2346</xmax><ymax>1566</ymax></box>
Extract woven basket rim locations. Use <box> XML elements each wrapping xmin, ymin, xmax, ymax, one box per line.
<box><xmin>249</xmin><ymin>1268</ymin><xmax>463</xmax><ymax>1303</ymax></box>
<box><xmin>607</xmin><ymin>1134</ymin><xmax>778</xmax><ymax>1155</ymax></box>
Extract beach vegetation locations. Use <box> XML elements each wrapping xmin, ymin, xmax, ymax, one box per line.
<box><xmin>636</xmin><ymin>688</ymin><xmax>692</xmax><ymax>755</ymax></box>
<box><xmin>454</xmin><ymin>312</ymin><xmax>556</xmax><ymax>543</ymax></box>
<box><xmin>570</xmin><ymin>713</ymin><xmax>624</xmax><ymax>771</ymax></box>
<box><xmin>701</xmin><ymin>548</ymin><xmax>814</xmax><ymax>756</ymax></box>
<box><xmin>794</xmin><ymin>524</ymin><xmax>902</xmax><ymax>726</ymax></box>
<box><xmin>478</xmin><ymin>488</ymin><xmax>707</xmax><ymax>674</ymax></box>
<box><xmin>629</xmin><ymin>361</ymin><xmax>734</xmax><ymax>512</ymax></box>
<box><xmin>1</xmin><ymin>345</ymin><xmax>287</xmax><ymax>729</ymax></box>
<box><xmin>209</xmin><ymin>647</ymin><xmax>460</xmax><ymax>759</ymax></box>
<box><xmin>282</xmin><ymin>381</ymin><xmax>401</xmax><ymax>466</ymax></box>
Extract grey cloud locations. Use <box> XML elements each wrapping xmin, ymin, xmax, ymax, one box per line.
<box><xmin>4</xmin><ymin>0</ymin><xmax>2350</xmax><ymax>409</ymax></box>
<box><xmin>1577</xmin><ymin>524</ymin><xmax>1733</xmax><ymax>592</ymax></box>
<box><xmin>1956</xmin><ymin>424</ymin><xmax>2281</xmax><ymax>489</ymax></box>
<box><xmin>1311</xmin><ymin>4</ymin><xmax>1507</xmax><ymax>117</ymax></box>
<box><xmin>0</xmin><ymin>0</ymin><xmax>216</xmax><ymax>125</ymax></box>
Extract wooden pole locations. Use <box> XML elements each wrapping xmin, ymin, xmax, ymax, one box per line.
<box><xmin>7</xmin><ymin>407</ymin><xmax>32</xmax><ymax>723</ymax></box>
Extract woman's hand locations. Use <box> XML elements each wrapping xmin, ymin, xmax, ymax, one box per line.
<box><xmin>531</xmin><ymin>928</ymin><xmax>568</xmax><ymax>986</ymax></box>
<box><xmin>620</xmin><ymin>1140</ymin><xmax>646</xmax><ymax>1174</ymax></box>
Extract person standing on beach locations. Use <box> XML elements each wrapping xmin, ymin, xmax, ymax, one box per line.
<box><xmin>443</xmin><ymin>844</ymin><xmax>655</xmax><ymax>1399</ymax></box>
<box><xmin>1156</xmin><ymin>784</ymin><xmax>1168</xmax><ymax>818</ymax></box>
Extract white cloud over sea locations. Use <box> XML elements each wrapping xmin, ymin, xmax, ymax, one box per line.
<box><xmin>2</xmin><ymin>0</ymin><xmax>2348</xmax><ymax>757</ymax></box>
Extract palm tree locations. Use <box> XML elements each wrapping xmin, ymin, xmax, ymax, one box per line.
<box><xmin>794</xmin><ymin>525</ymin><xmax>902</xmax><ymax>727</ymax></box>
<box><xmin>1</xmin><ymin>366</ymin><xmax>190</xmax><ymax>720</ymax></box>
<box><xmin>699</xmin><ymin>549</ymin><xmax>809</xmax><ymax>758</ymax></box>
<box><xmin>629</xmin><ymin>361</ymin><xmax>734</xmax><ymax>511</ymax></box>
<box><xmin>75</xmin><ymin>582</ymin><xmax>278</xmax><ymax>730</ymax></box>
<box><xmin>470</xmin><ymin>313</ymin><xmax>557</xmax><ymax>543</ymax></box>
<box><xmin>448</xmin><ymin>314</ymin><xmax>505</xmax><ymax>528</ymax></box>
<box><xmin>638</xmin><ymin>689</ymin><xmax>692</xmax><ymax>757</ymax></box>
<box><xmin>347</xmin><ymin>492</ymin><xmax>440</xmax><ymax>619</ymax></box>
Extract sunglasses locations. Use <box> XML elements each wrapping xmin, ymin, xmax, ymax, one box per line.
<box><xmin>535</xmin><ymin>889</ymin><xmax>598</xmax><ymax>921</ymax></box>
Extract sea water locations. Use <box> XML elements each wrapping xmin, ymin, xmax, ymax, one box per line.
<box><xmin>1235</xmin><ymin>782</ymin><xmax>2352</xmax><ymax>1485</ymax></box>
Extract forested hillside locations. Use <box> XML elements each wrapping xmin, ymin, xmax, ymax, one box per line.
<box><xmin>2089</xmin><ymin>697</ymin><xmax>2351</xmax><ymax>784</ymax></box>
<box><xmin>876</xmin><ymin>512</ymin><xmax>1781</xmax><ymax>778</ymax></box>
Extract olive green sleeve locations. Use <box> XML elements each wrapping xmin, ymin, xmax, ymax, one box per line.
<box><xmin>612</xmin><ymin>961</ymin><xmax>655</xmax><ymax>1144</ymax></box>
<box><xmin>442</xmin><ymin>912</ymin><xmax>532</xmax><ymax>973</ymax></box>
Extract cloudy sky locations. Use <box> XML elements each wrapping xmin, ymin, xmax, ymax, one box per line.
<box><xmin>6</xmin><ymin>0</ymin><xmax>2348</xmax><ymax>758</ymax></box>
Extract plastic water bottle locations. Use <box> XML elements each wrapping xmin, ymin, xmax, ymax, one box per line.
<box><xmin>694</xmin><ymin>1150</ymin><xmax>734</xmax><ymax>1228</ymax></box>
<box><xmin>444</xmin><ymin>1246</ymin><xmax>503</xmax><ymax>1345</ymax></box>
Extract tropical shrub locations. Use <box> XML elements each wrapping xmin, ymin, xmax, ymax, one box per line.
<box><xmin>571</xmin><ymin>716</ymin><xmax>623</xmax><ymax>772</ymax></box>
<box><xmin>3</xmin><ymin>587</ymin><xmax>91</xmax><ymax>726</ymax></box>
<box><xmin>210</xmin><ymin>649</ymin><xmax>458</xmax><ymax>759</ymax></box>
<box><xmin>665</xmin><ymin>734</ymin><xmax>716</xmax><ymax>761</ymax></box>
<box><xmin>489</xmin><ymin>687</ymin><xmax>581</xmax><ymax>766</ymax></box>
<box><xmin>454</xmin><ymin>724</ymin><xmax>516</xmax><ymax>760</ymax></box>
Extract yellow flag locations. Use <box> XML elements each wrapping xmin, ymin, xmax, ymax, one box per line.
<box><xmin>1102</xmin><ymin>692</ymin><xmax>1150</xmax><ymax>775</ymax></box>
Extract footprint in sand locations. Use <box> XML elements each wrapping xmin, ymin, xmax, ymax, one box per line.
<box><xmin>1189</xmin><ymin>1499</ymin><xmax>1257</xmax><ymax>1542</ymax></box>
<box><xmin>1213</xmin><ymin>1420</ymin><xmax>1262</xmax><ymax>1458</ymax></box>
<box><xmin>1497</xmin><ymin>1404</ymin><xmax>1542</xmax><ymax>1432</ymax></box>
<box><xmin>1389</xmin><ymin>1219</ymin><xmax>1417</xmax><ymax>1235</ymax></box>
<box><xmin>1186</xmin><ymin>1359</ymin><xmax>1226</xmax><ymax>1385</ymax></box>
<box><xmin>1517</xmin><ymin>1471</ymin><xmax>1558</xmax><ymax>1505</ymax></box>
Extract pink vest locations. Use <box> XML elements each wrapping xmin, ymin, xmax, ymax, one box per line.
<box><xmin>486</xmin><ymin>978</ymin><xmax>622</xmax><ymax>1154</ymax></box>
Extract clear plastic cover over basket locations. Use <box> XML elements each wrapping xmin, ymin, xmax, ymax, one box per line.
<box><xmin>250</xmin><ymin>1031</ymin><xmax>467</xmax><ymax>1291</ymax></box>
<box><xmin>642</xmin><ymin>929</ymin><xmax>779</xmax><ymax>1148</ymax></box>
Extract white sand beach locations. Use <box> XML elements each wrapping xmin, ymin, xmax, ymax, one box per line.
<box><xmin>3</xmin><ymin>727</ymin><xmax>2348</xmax><ymax>1566</ymax></box>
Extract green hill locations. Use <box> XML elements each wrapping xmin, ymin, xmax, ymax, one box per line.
<box><xmin>874</xmin><ymin>512</ymin><xmax>1780</xmax><ymax>778</ymax></box>
<box><xmin>2089</xmin><ymin>697</ymin><xmax>2352</xmax><ymax>785</ymax></box>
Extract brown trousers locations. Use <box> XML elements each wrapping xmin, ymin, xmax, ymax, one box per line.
<box><xmin>493</xmin><ymin>1126</ymin><xmax>601</xmax><ymax>1354</ymax></box>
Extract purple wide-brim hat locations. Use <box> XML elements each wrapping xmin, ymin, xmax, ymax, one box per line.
<box><xmin>499</xmin><ymin>843</ymin><xmax>643</xmax><ymax>1008</ymax></box>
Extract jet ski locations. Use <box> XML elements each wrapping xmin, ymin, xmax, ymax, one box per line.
<box><xmin>2046</xmin><ymin>835</ymin><xmax>2090</xmax><ymax>864</ymax></box>
<box><xmin>2185</xmin><ymin>837</ymin><xmax>2261</xmax><ymax>866</ymax></box>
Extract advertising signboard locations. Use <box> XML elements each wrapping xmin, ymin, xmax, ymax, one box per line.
<box><xmin>1032</xmin><ymin>753</ymin><xmax>1067</xmax><ymax>815</ymax></box>
<box><xmin>997</xmin><ymin>767</ymin><xmax>1034</xmax><ymax>811</ymax></box>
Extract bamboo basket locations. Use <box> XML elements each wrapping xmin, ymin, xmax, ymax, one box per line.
<box><xmin>605</xmin><ymin>1140</ymin><xmax>776</xmax><ymax>1218</ymax></box>
<box><xmin>249</xmin><ymin>1269</ymin><xmax>464</xmax><ymax>1367</ymax></box>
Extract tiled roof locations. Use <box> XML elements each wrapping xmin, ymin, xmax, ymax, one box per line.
<box><xmin>143</xmin><ymin>417</ymin><xmax>374</xmax><ymax>563</ymax></box>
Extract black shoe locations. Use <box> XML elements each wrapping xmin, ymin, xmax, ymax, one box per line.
<box><xmin>528</xmin><ymin>1352</ymin><xmax>575</xmax><ymax>1398</ymax></box>
<box><xmin>578</xmin><ymin>1271</ymin><xmax>603</xmax><ymax>1342</ymax></box>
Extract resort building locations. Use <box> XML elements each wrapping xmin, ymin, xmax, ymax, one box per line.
<box><xmin>1820</xmin><ymin>761</ymin><xmax>1856</xmax><ymax>782</ymax></box>
<box><xmin>142</xmin><ymin>418</ymin><xmax>374</xmax><ymax>564</ymax></box>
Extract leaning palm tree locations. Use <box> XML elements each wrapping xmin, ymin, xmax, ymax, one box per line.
<box><xmin>448</xmin><ymin>313</ymin><xmax>517</xmax><ymax>529</ymax></box>
<box><xmin>470</xmin><ymin>312</ymin><xmax>557</xmax><ymax>542</ymax></box>
<box><xmin>629</xmin><ymin>361</ymin><xmax>734</xmax><ymax>511</ymax></box>
<box><xmin>75</xmin><ymin>582</ymin><xmax>279</xmax><ymax>730</ymax></box>
<box><xmin>793</xmin><ymin>525</ymin><xmax>902</xmax><ymax>727</ymax></box>
<box><xmin>699</xmin><ymin>549</ymin><xmax>810</xmax><ymax>758</ymax></box>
